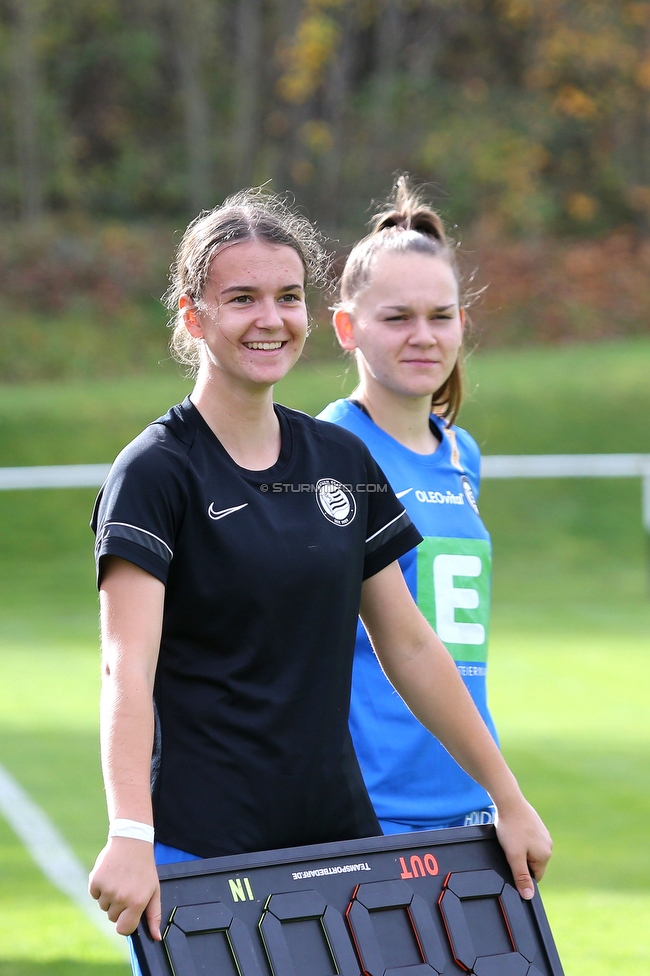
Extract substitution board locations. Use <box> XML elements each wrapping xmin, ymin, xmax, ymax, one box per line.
<box><xmin>132</xmin><ymin>824</ymin><xmax>564</xmax><ymax>976</ymax></box>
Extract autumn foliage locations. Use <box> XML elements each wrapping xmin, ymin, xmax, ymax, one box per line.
<box><xmin>0</xmin><ymin>0</ymin><xmax>648</xmax><ymax>377</ymax></box>
<box><xmin>1</xmin><ymin>0</ymin><xmax>648</xmax><ymax>235</ymax></box>
<box><xmin>469</xmin><ymin>231</ymin><xmax>650</xmax><ymax>345</ymax></box>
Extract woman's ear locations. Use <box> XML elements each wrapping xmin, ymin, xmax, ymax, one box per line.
<box><xmin>459</xmin><ymin>306</ymin><xmax>466</xmax><ymax>336</ymax></box>
<box><xmin>332</xmin><ymin>309</ymin><xmax>358</xmax><ymax>351</ymax></box>
<box><xmin>180</xmin><ymin>294</ymin><xmax>203</xmax><ymax>339</ymax></box>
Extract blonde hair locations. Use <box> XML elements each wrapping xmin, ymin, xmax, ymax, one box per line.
<box><xmin>338</xmin><ymin>176</ymin><xmax>465</xmax><ymax>424</ymax></box>
<box><xmin>164</xmin><ymin>188</ymin><xmax>330</xmax><ymax>373</ymax></box>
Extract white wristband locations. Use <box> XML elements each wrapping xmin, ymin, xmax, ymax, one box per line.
<box><xmin>108</xmin><ymin>819</ymin><xmax>155</xmax><ymax>843</ymax></box>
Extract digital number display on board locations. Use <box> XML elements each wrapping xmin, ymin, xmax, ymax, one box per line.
<box><xmin>132</xmin><ymin>824</ymin><xmax>564</xmax><ymax>976</ymax></box>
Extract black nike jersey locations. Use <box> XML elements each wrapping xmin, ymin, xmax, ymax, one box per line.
<box><xmin>91</xmin><ymin>398</ymin><xmax>422</xmax><ymax>858</ymax></box>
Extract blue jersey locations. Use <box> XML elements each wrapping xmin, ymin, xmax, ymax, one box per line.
<box><xmin>318</xmin><ymin>399</ymin><xmax>498</xmax><ymax>829</ymax></box>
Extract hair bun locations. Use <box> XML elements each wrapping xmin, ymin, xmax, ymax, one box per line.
<box><xmin>374</xmin><ymin>211</ymin><xmax>409</xmax><ymax>232</ymax></box>
<box><xmin>370</xmin><ymin>176</ymin><xmax>447</xmax><ymax>244</ymax></box>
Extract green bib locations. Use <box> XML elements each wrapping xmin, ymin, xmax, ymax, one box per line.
<box><xmin>417</xmin><ymin>537</ymin><xmax>492</xmax><ymax>663</ymax></box>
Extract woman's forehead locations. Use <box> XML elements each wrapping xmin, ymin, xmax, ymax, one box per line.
<box><xmin>206</xmin><ymin>238</ymin><xmax>305</xmax><ymax>286</ymax></box>
<box><xmin>362</xmin><ymin>250</ymin><xmax>458</xmax><ymax>300</ymax></box>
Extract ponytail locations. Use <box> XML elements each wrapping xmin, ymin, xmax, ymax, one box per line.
<box><xmin>370</xmin><ymin>176</ymin><xmax>448</xmax><ymax>245</ymax></box>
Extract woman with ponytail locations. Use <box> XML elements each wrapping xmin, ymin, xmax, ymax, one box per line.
<box><xmin>320</xmin><ymin>178</ymin><xmax>511</xmax><ymax>835</ymax></box>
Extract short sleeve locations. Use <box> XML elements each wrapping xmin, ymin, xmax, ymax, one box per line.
<box><xmin>360</xmin><ymin>447</ymin><xmax>422</xmax><ymax>580</ymax></box>
<box><xmin>90</xmin><ymin>427</ymin><xmax>188</xmax><ymax>587</ymax></box>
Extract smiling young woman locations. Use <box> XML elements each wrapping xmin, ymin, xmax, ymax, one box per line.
<box><xmin>178</xmin><ymin>237</ymin><xmax>309</xmax><ymax>469</ymax></box>
<box><xmin>87</xmin><ymin>187</ymin><xmax>551</xmax><ymax>974</ymax></box>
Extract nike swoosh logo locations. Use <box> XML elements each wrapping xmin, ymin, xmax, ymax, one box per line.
<box><xmin>208</xmin><ymin>503</ymin><xmax>249</xmax><ymax>520</ymax></box>
<box><xmin>395</xmin><ymin>488</ymin><xmax>413</xmax><ymax>498</ymax></box>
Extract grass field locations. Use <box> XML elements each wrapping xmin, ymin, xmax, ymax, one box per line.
<box><xmin>0</xmin><ymin>337</ymin><xmax>649</xmax><ymax>975</ymax></box>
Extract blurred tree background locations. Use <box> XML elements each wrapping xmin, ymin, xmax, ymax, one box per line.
<box><xmin>0</xmin><ymin>0</ymin><xmax>649</xmax><ymax>379</ymax></box>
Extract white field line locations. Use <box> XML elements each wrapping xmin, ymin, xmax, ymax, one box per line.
<box><xmin>480</xmin><ymin>453</ymin><xmax>650</xmax><ymax>534</ymax></box>
<box><xmin>480</xmin><ymin>453</ymin><xmax>650</xmax><ymax>479</ymax></box>
<box><xmin>1</xmin><ymin>455</ymin><xmax>648</xmax><ymax>488</ymax></box>
<box><xmin>0</xmin><ymin>760</ymin><xmax>128</xmax><ymax>955</ymax></box>
<box><xmin>0</xmin><ymin>464</ymin><xmax>111</xmax><ymax>490</ymax></box>
<box><xmin>1</xmin><ymin>455</ymin><xmax>649</xmax><ymax>533</ymax></box>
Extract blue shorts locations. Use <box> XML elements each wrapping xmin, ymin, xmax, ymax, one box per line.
<box><xmin>379</xmin><ymin>805</ymin><xmax>496</xmax><ymax>833</ymax></box>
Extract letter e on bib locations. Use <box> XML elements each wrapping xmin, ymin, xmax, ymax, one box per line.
<box><xmin>417</xmin><ymin>538</ymin><xmax>491</xmax><ymax>663</ymax></box>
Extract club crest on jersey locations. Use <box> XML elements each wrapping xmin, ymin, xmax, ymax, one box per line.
<box><xmin>315</xmin><ymin>479</ymin><xmax>356</xmax><ymax>526</ymax></box>
<box><xmin>460</xmin><ymin>475</ymin><xmax>480</xmax><ymax>515</ymax></box>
